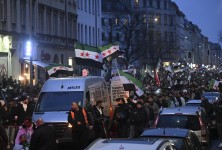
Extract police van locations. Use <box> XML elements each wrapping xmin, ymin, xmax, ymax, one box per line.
<box><xmin>32</xmin><ymin>76</ymin><xmax>110</xmax><ymax>143</ymax></box>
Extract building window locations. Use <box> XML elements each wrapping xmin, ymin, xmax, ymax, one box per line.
<box><xmin>102</xmin><ymin>18</ymin><xmax>105</xmax><ymax>26</ymax></box>
<box><xmin>169</xmin><ymin>32</ymin><xmax>174</xmax><ymax>41</ymax></box>
<box><xmin>60</xmin><ymin>13</ymin><xmax>65</xmax><ymax>36</ymax></box>
<box><xmin>102</xmin><ymin>32</ymin><xmax>105</xmax><ymax>41</ymax></box>
<box><xmin>169</xmin><ymin>15</ymin><xmax>173</xmax><ymax>26</ymax></box>
<box><xmin>115</xmin><ymin>33</ymin><xmax>120</xmax><ymax>41</ymax></box>
<box><xmin>115</xmin><ymin>18</ymin><xmax>119</xmax><ymax>25</ymax></box>
<box><xmin>155</xmin><ymin>14</ymin><xmax>161</xmax><ymax>24</ymax></box>
<box><xmin>89</xmin><ymin>0</ymin><xmax>91</xmax><ymax>13</ymax></box>
<box><xmin>78</xmin><ymin>23</ymin><xmax>80</xmax><ymax>41</ymax></box>
<box><xmin>46</xmin><ymin>8</ymin><xmax>51</xmax><ymax>34</ymax></box>
<box><xmin>68</xmin><ymin>57</ymin><xmax>73</xmax><ymax>66</ymax></box>
<box><xmin>77</xmin><ymin>0</ymin><xmax>80</xmax><ymax>9</ymax></box>
<box><xmin>85</xmin><ymin>0</ymin><xmax>87</xmax><ymax>12</ymax></box>
<box><xmin>38</xmin><ymin>6</ymin><xmax>44</xmax><ymax>33</ymax></box>
<box><xmin>143</xmin><ymin>14</ymin><xmax>147</xmax><ymax>24</ymax></box>
<box><xmin>85</xmin><ymin>25</ymin><xmax>87</xmax><ymax>44</ymax></box>
<box><xmin>157</xmin><ymin>1</ymin><xmax>160</xmax><ymax>9</ymax></box>
<box><xmin>149</xmin><ymin>0</ymin><xmax>153</xmax><ymax>7</ymax></box>
<box><xmin>21</xmin><ymin>0</ymin><xmax>26</xmax><ymax>25</ymax></box>
<box><xmin>143</xmin><ymin>0</ymin><xmax>147</xmax><ymax>7</ymax></box>
<box><xmin>11</xmin><ymin>0</ymin><xmax>17</xmax><ymax>23</ymax></box>
<box><xmin>89</xmin><ymin>26</ymin><xmax>91</xmax><ymax>45</ymax></box>
<box><xmin>53</xmin><ymin>11</ymin><xmax>58</xmax><ymax>35</ymax></box>
<box><xmin>81</xmin><ymin>24</ymin><xmax>83</xmax><ymax>43</ymax></box>
<box><xmin>164</xmin><ymin>15</ymin><xmax>167</xmax><ymax>25</ymax></box>
<box><xmin>148</xmin><ymin>14</ymin><xmax>154</xmax><ymax>24</ymax></box>
<box><xmin>164</xmin><ymin>31</ymin><xmax>168</xmax><ymax>41</ymax></box>
<box><xmin>164</xmin><ymin>1</ymin><xmax>167</xmax><ymax>10</ymax></box>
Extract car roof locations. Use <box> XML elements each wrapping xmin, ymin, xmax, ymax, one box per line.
<box><xmin>202</xmin><ymin>92</ymin><xmax>220</xmax><ymax>96</ymax></box>
<box><xmin>86</xmin><ymin>138</ymin><xmax>170</xmax><ymax>150</ymax></box>
<box><xmin>141</xmin><ymin>128</ymin><xmax>189</xmax><ymax>138</ymax></box>
<box><xmin>186</xmin><ymin>100</ymin><xmax>201</xmax><ymax>104</ymax></box>
<box><xmin>160</xmin><ymin>106</ymin><xmax>201</xmax><ymax>115</ymax></box>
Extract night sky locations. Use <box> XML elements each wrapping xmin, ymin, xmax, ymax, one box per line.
<box><xmin>172</xmin><ymin>0</ymin><xmax>222</xmax><ymax>45</ymax></box>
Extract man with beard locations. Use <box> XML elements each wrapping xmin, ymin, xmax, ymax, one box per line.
<box><xmin>29</xmin><ymin>118</ymin><xmax>57</xmax><ymax>150</ymax></box>
<box><xmin>68</xmin><ymin>102</ymin><xmax>93</xmax><ymax>149</ymax></box>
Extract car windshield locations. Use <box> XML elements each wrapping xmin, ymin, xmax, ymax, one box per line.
<box><xmin>35</xmin><ymin>91</ymin><xmax>84</xmax><ymax>111</ymax></box>
<box><xmin>141</xmin><ymin>137</ymin><xmax>188</xmax><ymax>150</ymax></box>
<box><xmin>202</xmin><ymin>93</ymin><xmax>220</xmax><ymax>97</ymax></box>
<box><xmin>157</xmin><ymin>115</ymin><xmax>201</xmax><ymax>131</ymax></box>
<box><xmin>185</xmin><ymin>103</ymin><xmax>201</xmax><ymax>107</ymax></box>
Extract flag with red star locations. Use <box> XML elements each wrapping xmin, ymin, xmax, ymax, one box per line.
<box><xmin>99</xmin><ymin>44</ymin><xmax>124</xmax><ymax>62</ymax></box>
<box><xmin>75</xmin><ymin>43</ymin><xmax>103</xmax><ymax>63</ymax></box>
<box><xmin>75</xmin><ymin>43</ymin><xmax>103</xmax><ymax>69</ymax></box>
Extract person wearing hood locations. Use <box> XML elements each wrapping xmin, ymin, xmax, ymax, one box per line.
<box><xmin>68</xmin><ymin>102</ymin><xmax>93</xmax><ymax>149</ymax></box>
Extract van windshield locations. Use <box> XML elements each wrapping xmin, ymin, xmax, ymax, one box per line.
<box><xmin>35</xmin><ymin>91</ymin><xmax>84</xmax><ymax>112</ymax></box>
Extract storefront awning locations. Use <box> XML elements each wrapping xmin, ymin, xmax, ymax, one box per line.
<box><xmin>24</xmin><ymin>60</ymin><xmax>51</xmax><ymax>68</ymax></box>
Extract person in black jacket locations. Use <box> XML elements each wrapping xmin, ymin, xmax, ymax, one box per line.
<box><xmin>130</xmin><ymin>101</ymin><xmax>148</xmax><ymax>137</ymax></box>
<box><xmin>112</xmin><ymin>98</ymin><xmax>130</xmax><ymax>138</ymax></box>
<box><xmin>15</xmin><ymin>94</ymin><xmax>34</xmax><ymax>125</ymax></box>
<box><xmin>29</xmin><ymin>118</ymin><xmax>57</xmax><ymax>150</ymax></box>
<box><xmin>0</xmin><ymin>123</ymin><xmax>8</xmax><ymax>150</ymax></box>
<box><xmin>93</xmin><ymin>101</ymin><xmax>106</xmax><ymax>138</ymax></box>
<box><xmin>68</xmin><ymin>102</ymin><xmax>93</xmax><ymax>150</ymax></box>
<box><xmin>215</xmin><ymin>99</ymin><xmax>222</xmax><ymax>148</ymax></box>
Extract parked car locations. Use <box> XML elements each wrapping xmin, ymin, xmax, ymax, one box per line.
<box><xmin>85</xmin><ymin>138</ymin><xmax>176</xmax><ymax>150</ymax></box>
<box><xmin>141</xmin><ymin>128</ymin><xmax>202</xmax><ymax>150</ymax></box>
<box><xmin>153</xmin><ymin>106</ymin><xmax>209</xmax><ymax>147</ymax></box>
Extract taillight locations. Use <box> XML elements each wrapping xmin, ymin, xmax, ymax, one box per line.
<box><xmin>199</xmin><ymin>117</ymin><xmax>206</xmax><ymax>136</ymax></box>
<box><xmin>153</xmin><ymin>115</ymin><xmax>159</xmax><ymax>128</ymax></box>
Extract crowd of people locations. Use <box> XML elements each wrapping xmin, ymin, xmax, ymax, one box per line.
<box><xmin>1</xmin><ymin>65</ymin><xmax>222</xmax><ymax>149</ymax></box>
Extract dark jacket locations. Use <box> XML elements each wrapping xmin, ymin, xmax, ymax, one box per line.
<box><xmin>93</xmin><ymin>106</ymin><xmax>105</xmax><ymax>122</ymax></box>
<box><xmin>68</xmin><ymin>106</ymin><xmax>93</xmax><ymax>127</ymax></box>
<box><xmin>113</xmin><ymin>104</ymin><xmax>130</xmax><ymax>124</ymax></box>
<box><xmin>0</xmin><ymin>124</ymin><xmax>8</xmax><ymax>150</ymax></box>
<box><xmin>16</xmin><ymin>103</ymin><xmax>33</xmax><ymax>125</ymax></box>
<box><xmin>215</xmin><ymin>101</ymin><xmax>222</xmax><ymax>123</ymax></box>
<box><xmin>130</xmin><ymin>107</ymin><xmax>148</xmax><ymax>126</ymax></box>
<box><xmin>29</xmin><ymin>124</ymin><xmax>57</xmax><ymax>150</ymax></box>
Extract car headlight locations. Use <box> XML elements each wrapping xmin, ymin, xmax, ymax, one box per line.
<box><xmin>68</xmin><ymin>123</ymin><xmax>72</xmax><ymax>128</ymax></box>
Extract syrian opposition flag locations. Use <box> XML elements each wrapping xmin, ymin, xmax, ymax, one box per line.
<box><xmin>46</xmin><ymin>65</ymin><xmax>73</xmax><ymax>76</ymax></box>
<box><xmin>75</xmin><ymin>43</ymin><xmax>103</xmax><ymax>63</ymax></box>
<box><xmin>99</xmin><ymin>44</ymin><xmax>124</xmax><ymax>62</ymax></box>
<box><xmin>119</xmin><ymin>70</ymin><xmax>144</xmax><ymax>97</ymax></box>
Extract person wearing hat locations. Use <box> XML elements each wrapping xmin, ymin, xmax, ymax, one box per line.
<box><xmin>15</xmin><ymin>94</ymin><xmax>33</xmax><ymax>125</ymax></box>
<box><xmin>130</xmin><ymin>101</ymin><xmax>148</xmax><ymax>137</ymax></box>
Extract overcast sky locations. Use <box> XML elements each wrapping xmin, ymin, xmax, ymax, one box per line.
<box><xmin>172</xmin><ymin>0</ymin><xmax>222</xmax><ymax>45</ymax></box>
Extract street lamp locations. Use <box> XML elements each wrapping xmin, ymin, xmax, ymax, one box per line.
<box><xmin>25</xmin><ymin>41</ymin><xmax>33</xmax><ymax>87</ymax></box>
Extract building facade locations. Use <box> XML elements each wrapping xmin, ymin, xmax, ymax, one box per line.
<box><xmin>0</xmin><ymin>0</ymin><xmax>77</xmax><ymax>84</ymax></box>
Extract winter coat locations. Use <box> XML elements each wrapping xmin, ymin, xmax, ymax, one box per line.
<box><xmin>16</xmin><ymin>103</ymin><xmax>33</xmax><ymax>125</ymax></box>
<box><xmin>130</xmin><ymin>107</ymin><xmax>148</xmax><ymax>126</ymax></box>
<box><xmin>113</xmin><ymin>104</ymin><xmax>130</xmax><ymax>124</ymax></box>
<box><xmin>0</xmin><ymin>124</ymin><xmax>8</xmax><ymax>150</ymax></box>
<box><xmin>29</xmin><ymin>124</ymin><xmax>57</xmax><ymax>150</ymax></box>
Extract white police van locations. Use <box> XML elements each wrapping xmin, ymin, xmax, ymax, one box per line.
<box><xmin>32</xmin><ymin>76</ymin><xmax>110</xmax><ymax>143</ymax></box>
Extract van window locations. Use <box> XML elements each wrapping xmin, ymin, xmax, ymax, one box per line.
<box><xmin>157</xmin><ymin>115</ymin><xmax>201</xmax><ymax>131</ymax></box>
<box><xmin>35</xmin><ymin>91</ymin><xmax>84</xmax><ymax>111</ymax></box>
